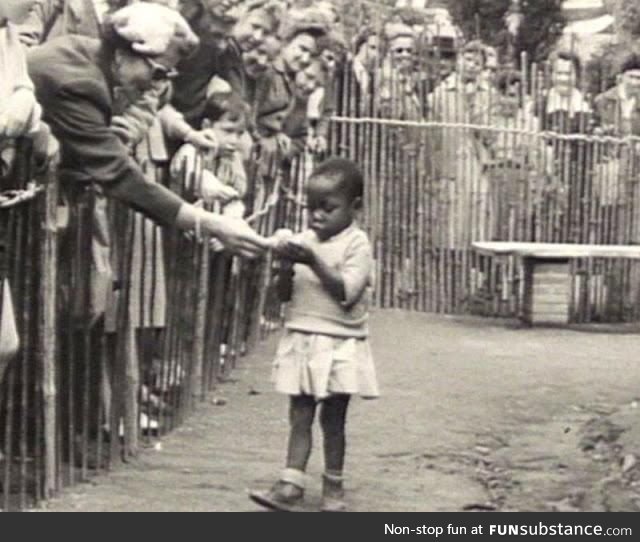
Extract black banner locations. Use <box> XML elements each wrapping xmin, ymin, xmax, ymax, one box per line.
<box><xmin>9</xmin><ymin>512</ymin><xmax>640</xmax><ymax>541</ymax></box>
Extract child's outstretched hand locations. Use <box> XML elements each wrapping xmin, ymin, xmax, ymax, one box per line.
<box><xmin>268</xmin><ymin>229</ymin><xmax>294</xmax><ymax>254</ymax></box>
<box><xmin>281</xmin><ymin>239</ymin><xmax>315</xmax><ymax>265</ymax></box>
<box><xmin>267</xmin><ymin>230</ymin><xmax>314</xmax><ymax>264</ymax></box>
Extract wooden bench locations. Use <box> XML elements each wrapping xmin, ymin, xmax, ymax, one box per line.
<box><xmin>472</xmin><ymin>242</ymin><xmax>640</xmax><ymax>326</ymax></box>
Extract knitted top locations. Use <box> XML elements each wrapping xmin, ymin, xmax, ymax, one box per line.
<box><xmin>286</xmin><ymin>223</ymin><xmax>374</xmax><ymax>339</ymax></box>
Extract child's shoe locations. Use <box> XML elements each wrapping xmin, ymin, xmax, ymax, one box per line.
<box><xmin>321</xmin><ymin>472</ymin><xmax>347</xmax><ymax>512</ymax></box>
<box><xmin>249</xmin><ymin>468</ymin><xmax>305</xmax><ymax>512</ymax></box>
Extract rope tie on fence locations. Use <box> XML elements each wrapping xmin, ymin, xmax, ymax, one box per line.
<box><xmin>245</xmin><ymin>176</ymin><xmax>306</xmax><ymax>226</ymax></box>
<box><xmin>0</xmin><ymin>183</ymin><xmax>44</xmax><ymax>209</ymax></box>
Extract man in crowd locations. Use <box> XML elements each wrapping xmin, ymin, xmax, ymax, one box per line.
<box><xmin>594</xmin><ymin>52</ymin><xmax>640</xmax><ymax>137</ymax></box>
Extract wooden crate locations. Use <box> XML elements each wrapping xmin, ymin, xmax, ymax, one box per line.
<box><xmin>522</xmin><ymin>258</ymin><xmax>570</xmax><ymax>325</ymax></box>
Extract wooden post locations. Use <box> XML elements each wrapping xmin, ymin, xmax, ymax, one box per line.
<box><xmin>39</xmin><ymin>161</ymin><xmax>59</xmax><ymax>498</ymax></box>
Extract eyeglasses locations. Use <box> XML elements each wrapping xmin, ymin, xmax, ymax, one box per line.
<box><xmin>392</xmin><ymin>48</ymin><xmax>414</xmax><ymax>55</ymax></box>
<box><xmin>144</xmin><ymin>57</ymin><xmax>179</xmax><ymax>82</ymax></box>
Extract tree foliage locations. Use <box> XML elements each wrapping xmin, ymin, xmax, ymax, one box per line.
<box><xmin>614</xmin><ymin>0</ymin><xmax>640</xmax><ymax>40</ymax></box>
<box><xmin>446</xmin><ymin>0</ymin><xmax>566</xmax><ymax>63</ymax></box>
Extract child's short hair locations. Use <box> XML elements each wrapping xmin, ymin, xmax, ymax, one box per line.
<box><xmin>550</xmin><ymin>50</ymin><xmax>582</xmax><ymax>81</ymax></box>
<box><xmin>620</xmin><ymin>52</ymin><xmax>640</xmax><ymax>75</ymax></box>
<box><xmin>311</xmin><ymin>157</ymin><xmax>364</xmax><ymax>202</ymax></box>
<box><xmin>202</xmin><ymin>90</ymin><xmax>251</xmax><ymax>125</ymax></box>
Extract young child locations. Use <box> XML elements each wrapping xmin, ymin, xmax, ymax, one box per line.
<box><xmin>170</xmin><ymin>88</ymin><xmax>250</xmax><ymax>218</ymax></box>
<box><xmin>250</xmin><ymin>157</ymin><xmax>379</xmax><ymax>512</ymax></box>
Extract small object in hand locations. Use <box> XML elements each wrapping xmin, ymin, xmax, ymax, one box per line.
<box><xmin>269</xmin><ymin>228</ymin><xmax>294</xmax><ymax>250</ymax></box>
<box><xmin>283</xmin><ymin>239</ymin><xmax>313</xmax><ymax>264</ymax></box>
<box><xmin>277</xmin><ymin>260</ymin><xmax>295</xmax><ymax>302</ymax></box>
<box><xmin>211</xmin><ymin>397</ymin><xmax>227</xmax><ymax>406</ymax></box>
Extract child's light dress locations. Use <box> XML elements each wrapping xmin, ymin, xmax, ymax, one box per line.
<box><xmin>272</xmin><ymin>223</ymin><xmax>379</xmax><ymax>400</ymax></box>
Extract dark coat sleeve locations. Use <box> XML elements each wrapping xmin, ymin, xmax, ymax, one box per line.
<box><xmin>43</xmin><ymin>82</ymin><xmax>184</xmax><ymax>226</ymax></box>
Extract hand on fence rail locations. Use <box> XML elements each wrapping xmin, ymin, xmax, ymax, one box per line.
<box><xmin>184</xmin><ymin>128</ymin><xmax>219</xmax><ymax>152</ymax></box>
<box><xmin>200</xmin><ymin>170</ymin><xmax>239</xmax><ymax>204</ymax></box>
<box><xmin>31</xmin><ymin>124</ymin><xmax>59</xmax><ymax>172</ymax></box>
<box><xmin>0</xmin><ymin>183</ymin><xmax>44</xmax><ymax>209</ymax></box>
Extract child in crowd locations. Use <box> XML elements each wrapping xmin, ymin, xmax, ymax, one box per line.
<box><xmin>170</xmin><ymin>88</ymin><xmax>251</xmax><ymax>218</ymax></box>
<box><xmin>250</xmin><ymin>157</ymin><xmax>379</xmax><ymax>512</ymax></box>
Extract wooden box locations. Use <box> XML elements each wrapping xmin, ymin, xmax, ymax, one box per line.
<box><xmin>521</xmin><ymin>258</ymin><xmax>571</xmax><ymax>325</ymax></box>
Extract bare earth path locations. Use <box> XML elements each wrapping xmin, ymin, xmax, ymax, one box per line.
<box><xmin>43</xmin><ymin>310</ymin><xmax>640</xmax><ymax>512</ymax></box>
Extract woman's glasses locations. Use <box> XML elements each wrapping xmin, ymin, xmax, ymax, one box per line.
<box><xmin>392</xmin><ymin>47</ymin><xmax>414</xmax><ymax>55</ymax></box>
<box><xmin>145</xmin><ymin>57</ymin><xmax>179</xmax><ymax>82</ymax></box>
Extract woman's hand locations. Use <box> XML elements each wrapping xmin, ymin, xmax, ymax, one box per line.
<box><xmin>32</xmin><ymin>124</ymin><xmax>59</xmax><ymax>172</ymax></box>
<box><xmin>202</xmin><ymin>212</ymin><xmax>269</xmax><ymax>259</ymax></box>
<box><xmin>201</xmin><ymin>170</ymin><xmax>239</xmax><ymax>203</ymax></box>
<box><xmin>309</xmin><ymin>135</ymin><xmax>328</xmax><ymax>155</ymax></box>
<box><xmin>275</xmin><ymin>133</ymin><xmax>292</xmax><ymax>157</ymax></box>
<box><xmin>268</xmin><ymin>228</ymin><xmax>294</xmax><ymax>254</ymax></box>
<box><xmin>0</xmin><ymin>89</ymin><xmax>37</xmax><ymax>138</ymax></box>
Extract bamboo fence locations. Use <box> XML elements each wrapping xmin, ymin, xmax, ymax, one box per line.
<box><xmin>0</xmin><ymin>143</ymin><xmax>300</xmax><ymax>510</ymax></box>
<box><xmin>328</xmin><ymin>54</ymin><xmax>640</xmax><ymax>322</ymax></box>
<box><xmin>1</xmin><ymin>141</ymin><xmax>56</xmax><ymax>510</ymax></box>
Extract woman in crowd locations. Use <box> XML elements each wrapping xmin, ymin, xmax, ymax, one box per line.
<box><xmin>377</xmin><ymin>22</ymin><xmax>422</xmax><ymax>122</ymax></box>
<box><xmin>254</xmin><ymin>7</ymin><xmax>328</xmax><ymax>162</ymax></box>
<box><xmin>28</xmin><ymin>2</ymin><xmax>267</xmax><ymax>254</ymax></box>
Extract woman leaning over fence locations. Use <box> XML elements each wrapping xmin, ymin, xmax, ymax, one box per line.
<box><xmin>25</xmin><ymin>2</ymin><xmax>268</xmax><ymax>463</ymax></box>
<box><xmin>27</xmin><ymin>2</ymin><xmax>268</xmax><ymax>255</ymax></box>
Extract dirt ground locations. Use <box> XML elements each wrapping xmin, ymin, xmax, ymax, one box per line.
<box><xmin>41</xmin><ymin>310</ymin><xmax>640</xmax><ymax>512</ymax></box>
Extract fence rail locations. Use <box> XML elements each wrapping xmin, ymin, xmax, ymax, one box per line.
<box><xmin>329</xmin><ymin>117</ymin><xmax>640</xmax><ymax>321</ymax></box>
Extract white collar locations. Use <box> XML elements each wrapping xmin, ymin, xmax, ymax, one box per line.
<box><xmin>617</xmin><ymin>83</ymin><xmax>637</xmax><ymax>116</ymax></box>
<box><xmin>546</xmin><ymin>87</ymin><xmax>591</xmax><ymax>114</ymax></box>
<box><xmin>443</xmin><ymin>73</ymin><xmax>488</xmax><ymax>93</ymax></box>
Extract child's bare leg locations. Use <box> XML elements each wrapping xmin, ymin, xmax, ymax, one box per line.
<box><xmin>319</xmin><ymin>393</ymin><xmax>350</xmax><ymax>473</ymax></box>
<box><xmin>285</xmin><ymin>394</ymin><xmax>317</xmax><ymax>471</ymax></box>
<box><xmin>319</xmin><ymin>394</ymin><xmax>350</xmax><ymax>511</ymax></box>
<box><xmin>249</xmin><ymin>395</ymin><xmax>316</xmax><ymax>510</ymax></box>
